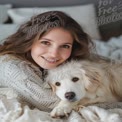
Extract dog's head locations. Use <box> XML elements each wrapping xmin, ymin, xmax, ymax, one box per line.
<box><xmin>45</xmin><ymin>60</ymin><xmax>101</xmax><ymax>102</ymax></box>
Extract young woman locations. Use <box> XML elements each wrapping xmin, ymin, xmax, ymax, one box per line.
<box><xmin>0</xmin><ymin>11</ymin><xmax>94</xmax><ymax>111</ymax></box>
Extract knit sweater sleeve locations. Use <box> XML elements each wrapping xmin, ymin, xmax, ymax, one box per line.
<box><xmin>0</xmin><ymin>55</ymin><xmax>60</xmax><ymax>112</ymax></box>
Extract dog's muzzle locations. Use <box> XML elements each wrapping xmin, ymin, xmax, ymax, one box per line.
<box><xmin>65</xmin><ymin>92</ymin><xmax>76</xmax><ymax>101</ymax></box>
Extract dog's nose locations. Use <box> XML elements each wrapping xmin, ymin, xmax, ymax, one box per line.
<box><xmin>65</xmin><ymin>92</ymin><xmax>75</xmax><ymax>100</ymax></box>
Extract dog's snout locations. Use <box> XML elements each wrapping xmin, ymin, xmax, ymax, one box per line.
<box><xmin>65</xmin><ymin>92</ymin><xmax>75</xmax><ymax>100</ymax></box>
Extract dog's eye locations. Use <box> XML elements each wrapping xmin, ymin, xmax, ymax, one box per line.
<box><xmin>55</xmin><ymin>82</ymin><xmax>61</xmax><ymax>86</ymax></box>
<box><xmin>72</xmin><ymin>77</ymin><xmax>79</xmax><ymax>82</ymax></box>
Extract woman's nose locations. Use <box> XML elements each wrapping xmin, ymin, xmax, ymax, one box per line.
<box><xmin>49</xmin><ymin>48</ymin><xmax>59</xmax><ymax>57</ymax></box>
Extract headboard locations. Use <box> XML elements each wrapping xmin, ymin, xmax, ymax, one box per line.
<box><xmin>0</xmin><ymin>0</ymin><xmax>96</xmax><ymax>7</ymax></box>
<box><xmin>0</xmin><ymin>0</ymin><xmax>122</xmax><ymax>41</ymax></box>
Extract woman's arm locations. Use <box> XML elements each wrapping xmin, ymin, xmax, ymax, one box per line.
<box><xmin>0</xmin><ymin>55</ymin><xmax>60</xmax><ymax>112</ymax></box>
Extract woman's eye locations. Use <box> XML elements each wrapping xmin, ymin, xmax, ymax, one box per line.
<box><xmin>62</xmin><ymin>45</ymin><xmax>71</xmax><ymax>49</ymax></box>
<box><xmin>40</xmin><ymin>41</ymin><xmax>50</xmax><ymax>45</ymax></box>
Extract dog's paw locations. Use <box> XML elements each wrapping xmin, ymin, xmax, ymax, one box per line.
<box><xmin>50</xmin><ymin>105</ymin><xmax>72</xmax><ymax>118</ymax></box>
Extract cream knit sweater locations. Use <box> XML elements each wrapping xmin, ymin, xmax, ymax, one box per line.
<box><xmin>0</xmin><ymin>54</ymin><xmax>60</xmax><ymax>112</ymax></box>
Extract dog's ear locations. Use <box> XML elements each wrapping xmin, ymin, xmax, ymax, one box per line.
<box><xmin>48</xmin><ymin>83</ymin><xmax>56</xmax><ymax>93</ymax></box>
<box><xmin>43</xmin><ymin>82</ymin><xmax>51</xmax><ymax>89</ymax></box>
<box><xmin>83</xmin><ymin>68</ymin><xmax>102</xmax><ymax>93</ymax></box>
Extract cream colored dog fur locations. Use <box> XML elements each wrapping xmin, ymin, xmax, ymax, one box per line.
<box><xmin>46</xmin><ymin>60</ymin><xmax>122</xmax><ymax>118</ymax></box>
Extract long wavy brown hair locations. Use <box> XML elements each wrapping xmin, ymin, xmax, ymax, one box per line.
<box><xmin>0</xmin><ymin>11</ymin><xmax>95</xmax><ymax>66</ymax></box>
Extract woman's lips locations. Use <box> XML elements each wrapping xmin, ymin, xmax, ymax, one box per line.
<box><xmin>42</xmin><ymin>56</ymin><xmax>59</xmax><ymax>63</ymax></box>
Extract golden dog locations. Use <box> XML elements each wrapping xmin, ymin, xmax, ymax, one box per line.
<box><xmin>46</xmin><ymin>59</ymin><xmax>122</xmax><ymax>118</ymax></box>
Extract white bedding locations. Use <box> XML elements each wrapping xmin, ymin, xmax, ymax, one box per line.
<box><xmin>0</xmin><ymin>88</ymin><xmax>122</xmax><ymax>122</ymax></box>
<box><xmin>93</xmin><ymin>35</ymin><xmax>122</xmax><ymax>60</ymax></box>
<box><xmin>0</xmin><ymin>24</ymin><xmax>19</xmax><ymax>44</ymax></box>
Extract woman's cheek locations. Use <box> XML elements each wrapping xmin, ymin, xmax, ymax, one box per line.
<box><xmin>64</xmin><ymin>50</ymin><xmax>72</xmax><ymax>59</ymax></box>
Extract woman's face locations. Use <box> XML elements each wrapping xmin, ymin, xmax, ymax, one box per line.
<box><xmin>31</xmin><ymin>28</ymin><xmax>73</xmax><ymax>69</ymax></box>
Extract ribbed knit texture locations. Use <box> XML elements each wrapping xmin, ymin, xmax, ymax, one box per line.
<box><xmin>0</xmin><ymin>54</ymin><xmax>60</xmax><ymax>112</ymax></box>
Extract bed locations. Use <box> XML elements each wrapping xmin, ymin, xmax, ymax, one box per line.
<box><xmin>0</xmin><ymin>0</ymin><xmax>122</xmax><ymax>121</ymax></box>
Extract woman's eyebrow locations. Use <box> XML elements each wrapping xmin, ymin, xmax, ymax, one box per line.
<box><xmin>41</xmin><ymin>38</ymin><xmax>51</xmax><ymax>41</ymax></box>
<box><xmin>41</xmin><ymin>37</ymin><xmax>73</xmax><ymax>45</ymax></box>
<box><xmin>63</xmin><ymin>43</ymin><xmax>73</xmax><ymax>45</ymax></box>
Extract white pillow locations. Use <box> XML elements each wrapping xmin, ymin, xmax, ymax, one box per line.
<box><xmin>0</xmin><ymin>24</ymin><xmax>19</xmax><ymax>44</ymax></box>
<box><xmin>0</xmin><ymin>4</ymin><xmax>12</xmax><ymax>23</ymax></box>
<box><xmin>8</xmin><ymin>4</ymin><xmax>101</xmax><ymax>39</ymax></box>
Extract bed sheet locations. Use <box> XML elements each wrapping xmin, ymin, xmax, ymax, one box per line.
<box><xmin>93</xmin><ymin>35</ymin><xmax>122</xmax><ymax>60</ymax></box>
<box><xmin>0</xmin><ymin>88</ymin><xmax>122</xmax><ymax>122</ymax></box>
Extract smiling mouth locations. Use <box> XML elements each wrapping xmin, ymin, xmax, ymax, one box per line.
<box><xmin>42</xmin><ymin>56</ymin><xmax>59</xmax><ymax>63</ymax></box>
